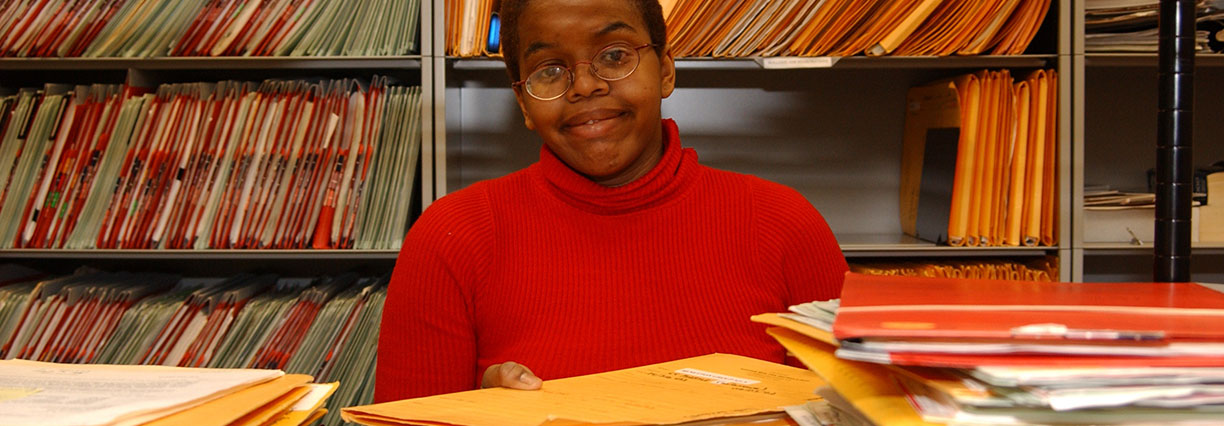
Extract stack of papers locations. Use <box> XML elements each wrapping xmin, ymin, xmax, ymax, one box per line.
<box><xmin>0</xmin><ymin>77</ymin><xmax>422</xmax><ymax>250</ymax></box>
<box><xmin>342</xmin><ymin>353</ymin><xmax>827</xmax><ymax>426</ymax></box>
<box><xmin>446</xmin><ymin>0</ymin><xmax>1053</xmax><ymax>57</ymax></box>
<box><xmin>1085</xmin><ymin>0</ymin><xmax>1221</xmax><ymax>52</ymax></box>
<box><xmin>754</xmin><ymin>272</ymin><xmax>1224</xmax><ymax>425</ymax></box>
<box><xmin>1082</xmin><ymin>187</ymin><xmax>1202</xmax><ymax>244</ymax></box>
<box><xmin>0</xmin><ymin>359</ymin><xmax>336</xmax><ymax>426</ymax></box>
<box><xmin>0</xmin><ymin>0</ymin><xmax>421</xmax><ymax>57</ymax></box>
<box><xmin>0</xmin><ymin>269</ymin><xmax>388</xmax><ymax>426</ymax></box>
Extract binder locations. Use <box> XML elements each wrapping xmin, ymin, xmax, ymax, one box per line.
<box><xmin>833</xmin><ymin>272</ymin><xmax>1224</xmax><ymax>343</ymax></box>
<box><xmin>1023</xmin><ymin>70</ymin><xmax>1049</xmax><ymax>246</ymax></box>
<box><xmin>1003</xmin><ymin>80</ymin><xmax>1031</xmax><ymax>246</ymax></box>
<box><xmin>969</xmin><ymin>70</ymin><xmax>1002</xmax><ymax>246</ymax></box>
<box><xmin>900</xmin><ymin>74</ymin><xmax>986</xmax><ymax>246</ymax></box>
<box><xmin>1040</xmin><ymin>70</ymin><xmax>1059</xmax><ymax>246</ymax></box>
<box><xmin>991</xmin><ymin>71</ymin><xmax>1016</xmax><ymax>246</ymax></box>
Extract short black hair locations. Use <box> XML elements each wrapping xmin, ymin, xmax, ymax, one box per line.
<box><xmin>499</xmin><ymin>0</ymin><xmax>667</xmax><ymax>82</ymax></box>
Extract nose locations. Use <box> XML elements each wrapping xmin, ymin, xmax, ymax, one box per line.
<box><xmin>566</xmin><ymin>61</ymin><xmax>609</xmax><ymax>100</ymax></box>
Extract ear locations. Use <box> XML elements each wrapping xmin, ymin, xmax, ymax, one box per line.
<box><xmin>659</xmin><ymin>46</ymin><xmax>676</xmax><ymax>99</ymax></box>
<box><xmin>513</xmin><ymin>87</ymin><xmax>536</xmax><ymax>130</ymax></box>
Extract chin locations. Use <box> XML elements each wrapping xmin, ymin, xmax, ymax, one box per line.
<box><xmin>578</xmin><ymin>163</ymin><xmax>626</xmax><ymax>179</ymax></box>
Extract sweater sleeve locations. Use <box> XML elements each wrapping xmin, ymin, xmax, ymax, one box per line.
<box><xmin>374</xmin><ymin>188</ymin><xmax>493</xmax><ymax>402</ymax></box>
<box><xmin>753</xmin><ymin>180</ymin><xmax>849</xmax><ymax>304</ymax></box>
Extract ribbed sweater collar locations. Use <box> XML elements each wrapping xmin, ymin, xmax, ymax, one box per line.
<box><xmin>531</xmin><ymin>119</ymin><xmax>700</xmax><ymax>215</ymax></box>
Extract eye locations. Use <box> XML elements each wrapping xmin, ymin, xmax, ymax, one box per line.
<box><xmin>597</xmin><ymin>46</ymin><xmax>632</xmax><ymax>66</ymax></box>
<box><xmin>532</xmin><ymin>65</ymin><xmax>567</xmax><ymax>83</ymax></box>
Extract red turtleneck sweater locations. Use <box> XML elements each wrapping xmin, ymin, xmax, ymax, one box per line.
<box><xmin>375</xmin><ymin>120</ymin><xmax>847</xmax><ymax>401</ymax></box>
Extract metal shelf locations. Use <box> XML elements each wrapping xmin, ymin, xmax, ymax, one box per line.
<box><xmin>0</xmin><ymin>249</ymin><xmax>400</xmax><ymax>276</ymax></box>
<box><xmin>0</xmin><ymin>56</ymin><xmax>424</xmax><ymax>70</ymax></box>
<box><xmin>0</xmin><ymin>249</ymin><xmax>399</xmax><ymax>260</ymax></box>
<box><xmin>449</xmin><ymin>54</ymin><xmax>1058</xmax><ymax>71</ymax></box>
<box><xmin>838</xmin><ymin>233</ymin><xmax>1058</xmax><ymax>258</ymax></box>
<box><xmin>1083</xmin><ymin>53</ymin><xmax>1224</xmax><ymax>67</ymax></box>
<box><xmin>1081</xmin><ymin>242</ymin><xmax>1224</xmax><ymax>256</ymax></box>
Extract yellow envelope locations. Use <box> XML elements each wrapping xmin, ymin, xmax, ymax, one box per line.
<box><xmin>264</xmin><ymin>382</ymin><xmax>340</xmax><ymax>426</ymax></box>
<box><xmin>764</xmin><ymin>327</ymin><xmax>936</xmax><ymax>426</ymax></box>
<box><xmin>143</xmin><ymin>374</ymin><xmax>314</xmax><ymax>426</ymax></box>
<box><xmin>343</xmin><ymin>353</ymin><xmax>824</xmax><ymax>426</ymax></box>
<box><xmin>749</xmin><ymin>313</ymin><xmax>838</xmax><ymax>347</ymax></box>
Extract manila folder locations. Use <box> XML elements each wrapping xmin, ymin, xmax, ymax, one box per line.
<box><xmin>342</xmin><ymin>353</ymin><xmax>825</xmax><ymax>426</ymax></box>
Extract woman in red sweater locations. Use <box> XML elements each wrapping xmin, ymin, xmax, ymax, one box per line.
<box><xmin>374</xmin><ymin>0</ymin><xmax>848</xmax><ymax>402</ymax></box>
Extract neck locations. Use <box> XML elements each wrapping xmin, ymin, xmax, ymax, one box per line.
<box><xmin>591</xmin><ymin>131</ymin><xmax>666</xmax><ymax>187</ymax></box>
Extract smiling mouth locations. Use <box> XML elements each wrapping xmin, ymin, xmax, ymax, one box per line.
<box><xmin>561</xmin><ymin>111</ymin><xmax>628</xmax><ymax>139</ymax></box>
<box><xmin>564</xmin><ymin>111</ymin><xmax>627</xmax><ymax>129</ymax></box>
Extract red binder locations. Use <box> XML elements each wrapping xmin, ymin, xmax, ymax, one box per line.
<box><xmin>834</xmin><ymin>272</ymin><xmax>1224</xmax><ymax>342</ymax></box>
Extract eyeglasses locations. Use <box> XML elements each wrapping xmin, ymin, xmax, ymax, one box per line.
<box><xmin>512</xmin><ymin>43</ymin><xmax>656</xmax><ymax>101</ymax></box>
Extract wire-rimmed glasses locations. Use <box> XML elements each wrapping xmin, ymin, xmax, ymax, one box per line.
<box><xmin>512</xmin><ymin>43</ymin><xmax>656</xmax><ymax>101</ymax></box>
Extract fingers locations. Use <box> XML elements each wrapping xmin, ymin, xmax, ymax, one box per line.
<box><xmin>481</xmin><ymin>361</ymin><xmax>542</xmax><ymax>390</ymax></box>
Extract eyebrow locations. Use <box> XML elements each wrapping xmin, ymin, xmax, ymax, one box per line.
<box><xmin>596</xmin><ymin>21</ymin><xmax>636</xmax><ymax>37</ymax></box>
<box><xmin>521</xmin><ymin>21</ymin><xmax>638</xmax><ymax>59</ymax></box>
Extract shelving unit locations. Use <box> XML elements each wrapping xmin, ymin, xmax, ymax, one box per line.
<box><xmin>0</xmin><ymin>2</ymin><xmax>434</xmax><ymax>277</ymax></box>
<box><xmin>1071</xmin><ymin>2</ymin><xmax>1224</xmax><ymax>282</ymax></box>
<box><xmin>8</xmin><ymin>0</ymin><xmax>1222</xmax><ymax>283</ymax></box>
<box><xmin>0</xmin><ymin>5</ymin><xmax>434</xmax><ymax>421</ymax></box>
<box><xmin>435</xmin><ymin>1</ymin><xmax>1073</xmax><ymax>280</ymax></box>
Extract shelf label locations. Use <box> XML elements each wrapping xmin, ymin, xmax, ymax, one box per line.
<box><xmin>753</xmin><ymin>56</ymin><xmax>840</xmax><ymax>69</ymax></box>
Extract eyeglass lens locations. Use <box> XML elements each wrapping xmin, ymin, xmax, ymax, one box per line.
<box><xmin>525</xmin><ymin>44</ymin><xmax>642</xmax><ymax>100</ymax></box>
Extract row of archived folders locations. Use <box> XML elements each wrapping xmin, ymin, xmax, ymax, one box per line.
<box><xmin>0</xmin><ymin>77</ymin><xmax>422</xmax><ymax>250</ymax></box>
<box><xmin>0</xmin><ymin>265</ymin><xmax>385</xmax><ymax>426</ymax></box>
<box><xmin>449</xmin><ymin>0</ymin><xmax>1051</xmax><ymax>57</ymax></box>
<box><xmin>0</xmin><ymin>0</ymin><xmax>421</xmax><ymax>57</ymax></box>
<box><xmin>901</xmin><ymin>68</ymin><xmax>1059</xmax><ymax>248</ymax></box>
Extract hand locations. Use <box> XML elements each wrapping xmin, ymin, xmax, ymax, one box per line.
<box><xmin>481</xmin><ymin>361</ymin><xmax>542</xmax><ymax>390</ymax></box>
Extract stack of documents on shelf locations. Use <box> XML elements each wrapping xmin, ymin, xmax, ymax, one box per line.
<box><xmin>342</xmin><ymin>353</ymin><xmax>825</xmax><ymax>426</ymax></box>
<box><xmin>0</xmin><ymin>77</ymin><xmax>421</xmax><ymax>250</ymax></box>
<box><xmin>754</xmin><ymin>272</ymin><xmax>1224</xmax><ymax>425</ymax></box>
<box><xmin>1082</xmin><ymin>187</ymin><xmax>1200</xmax><ymax>244</ymax></box>
<box><xmin>0</xmin><ymin>269</ymin><xmax>387</xmax><ymax>426</ymax></box>
<box><xmin>851</xmin><ymin>256</ymin><xmax>1059</xmax><ymax>282</ymax></box>
<box><xmin>0</xmin><ymin>0</ymin><xmax>421</xmax><ymax>57</ymax></box>
<box><xmin>0</xmin><ymin>359</ymin><xmax>335</xmax><ymax>426</ymax></box>
<box><xmin>900</xmin><ymin>69</ymin><xmax>1059</xmax><ymax>248</ymax></box>
<box><xmin>1085</xmin><ymin>0</ymin><xmax>1222</xmax><ymax>52</ymax></box>
<box><xmin>446</xmin><ymin>0</ymin><xmax>1052</xmax><ymax>57</ymax></box>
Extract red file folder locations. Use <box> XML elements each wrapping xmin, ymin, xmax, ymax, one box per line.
<box><xmin>833</xmin><ymin>272</ymin><xmax>1224</xmax><ymax>343</ymax></box>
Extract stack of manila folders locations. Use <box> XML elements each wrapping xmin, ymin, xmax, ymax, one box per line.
<box><xmin>0</xmin><ymin>361</ymin><xmax>336</xmax><ymax>426</ymax></box>
<box><xmin>752</xmin><ymin>272</ymin><xmax>1224</xmax><ymax>425</ymax></box>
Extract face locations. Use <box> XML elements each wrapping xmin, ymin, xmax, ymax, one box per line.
<box><xmin>512</xmin><ymin>0</ymin><xmax>676</xmax><ymax>186</ymax></box>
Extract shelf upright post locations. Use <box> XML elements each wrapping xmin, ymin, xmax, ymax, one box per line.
<box><xmin>420</xmin><ymin>0</ymin><xmax>438</xmax><ymax>210</ymax></box>
<box><xmin>1062</xmin><ymin>0</ymin><xmax>1077</xmax><ymax>282</ymax></box>
<box><xmin>1154</xmin><ymin>0</ymin><xmax>1196</xmax><ymax>282</ymax></box>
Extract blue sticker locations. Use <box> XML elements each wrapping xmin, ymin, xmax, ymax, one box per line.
<box><xmin>487</xmin><ymin>13</ymin><xmax>501</xmax><ymax>53</ymax></box>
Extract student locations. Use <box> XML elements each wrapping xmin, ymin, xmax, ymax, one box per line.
<box><xmin>374</xmin><ymin>0</ymin><xmax>847</xmax><ymax>402</ymax></box>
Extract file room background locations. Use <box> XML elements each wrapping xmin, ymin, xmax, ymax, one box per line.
<box><xmin>3</xmin><ymin>0</ymin><xmax>1224</xmax><ymax>422</ymax></box>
